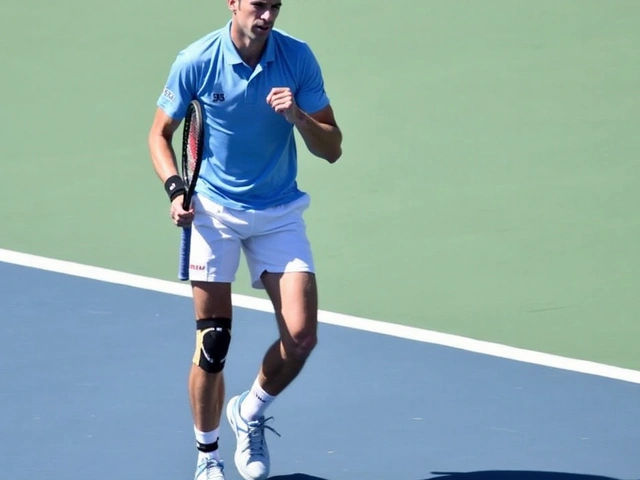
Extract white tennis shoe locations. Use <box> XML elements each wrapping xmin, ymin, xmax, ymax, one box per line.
<box><xmin>226</xmin><ymin>392</ymin><xmax>280</xmax><ymax>480</ymax></box>
<box><xmin>194</xmin><ymin>455</ymin><xmax>225</xmax><ymax>480</ymax></box>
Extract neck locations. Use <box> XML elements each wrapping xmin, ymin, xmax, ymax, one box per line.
<box><xmin>230</xmin><ymin>22</ymin><xmax>268</xmax><ymax>68</ymax></box>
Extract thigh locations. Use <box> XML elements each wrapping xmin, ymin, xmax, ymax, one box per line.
<box><xmin>189</xmin><ymin>194</ymin><xmax>243</xmax><ymax>284</ymax></box>
<box><xmin>261</xmin><ymin>271</ymin><xmax>318</xmax><ymax>341</ymax></box>
<box><xmin>243</xmin><ymin>194</ymin><xmax>315</xmax><ymax>289</ymax></box>
<box><xmin>191</xmin><ymin>281</ymin><xmax>233</xmax><ymax>319</ymax></box>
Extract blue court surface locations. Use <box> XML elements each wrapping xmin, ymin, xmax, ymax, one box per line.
<box><xmin>1</xmin><ymin>261</ymin><xmax>639</xmax><ymax>480</ymax></box>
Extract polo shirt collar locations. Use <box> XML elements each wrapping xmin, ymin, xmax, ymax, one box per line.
<box><xmin>222</xmin><ymin>20</ymin><xmax>276</xmax><ymax>66</ymax></box>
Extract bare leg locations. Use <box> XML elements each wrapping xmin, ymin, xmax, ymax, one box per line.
<box><xmin>189</xmin><ymin>281</ymin><xmax>233</xmax><ymax>431</ymax></box>
<box><xmin>258</xmin><ymin>272</ymin><xmax>318</xmax><ymax>396</ymax></box>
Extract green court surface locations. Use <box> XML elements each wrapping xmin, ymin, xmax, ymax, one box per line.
<box><xmin>2</xmin><ymin>1</ymin><xmax>639</xmax><ymax>369</ymax></box>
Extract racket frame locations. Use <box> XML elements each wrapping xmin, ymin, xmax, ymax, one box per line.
<box><xmin>177</xmin><ymin>99</ymin><xmax>205</xmax><ymax>281</ymax></box>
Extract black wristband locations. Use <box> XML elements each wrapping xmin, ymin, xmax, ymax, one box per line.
<box><xmin>164</xmin><ymin>175</ymin><xmax>186</xmax><ymax>202</ymax></box>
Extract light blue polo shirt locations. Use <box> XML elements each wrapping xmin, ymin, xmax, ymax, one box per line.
<box><xmin>157</xmin><ymin>21</ymin><xmax>330</xmax><ymax>210</ymax></box>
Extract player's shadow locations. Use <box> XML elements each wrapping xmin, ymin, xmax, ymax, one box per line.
<box><xmin>269</xmin><ymin>471</ymin><xmax>636</xmax><ymax>480</ymax></box>
<box><xmin>269</xmin><ymin>475</ymin><xmax>327</xmax><ymax>480</ymax></box>
<box><xmin>420</xmin><ymin>472</ymin><xmax>634</xmax><ymax>480</ymax></box>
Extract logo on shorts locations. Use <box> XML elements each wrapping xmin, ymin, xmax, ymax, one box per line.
<box><xmin>189</xmin><ymin>264</ymin><xmax>205</xmax><ymax>271</ymax></box>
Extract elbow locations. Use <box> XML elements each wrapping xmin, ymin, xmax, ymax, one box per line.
<box><xmin>323</xmin><ymin>128</ymin><xmax>343</xmax><ymax>164</ymax></box>
<box><xmin>148</xmin><ymin>129</ymin><xmax>172</xmax><ymax>154</ymax></box>
<box><xmin>325</xmin><ymin>147</ymin><xmax>342</xmax><ymax>164</ymax></box>
<box><xmin>147</xmin><ymin>129</ymin><xmax>162</xmax><ymax>153</ymax></box>
<box><xmin>147</xmin><ymin>132</ymin><xmax>156</xmax><ymax>153</ymax></box>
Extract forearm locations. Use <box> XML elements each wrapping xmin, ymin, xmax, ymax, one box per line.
<box><xmin>148</xmin><ymin>132</ymin><xmax>179</xmax><ymax>182</ymax></box>
<box><xmin>294</xmin><ymin>111</ymin><xmax>342</xmax><ymax>164</ymax></box>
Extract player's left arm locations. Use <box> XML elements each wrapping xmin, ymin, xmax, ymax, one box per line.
<box><xmin>295</xmin><ymin>105</ymin><xmax>342</xmax><ymax>164</ymax></box>
<box><xmin>267</xmin><ymin>44</ymin><xmax>342</xmax><ymax>163</ymax></box>
<box><xmin>267</xmin><ymin>89</ymin><xmax>342</xmax><ymax>164</ymax></box>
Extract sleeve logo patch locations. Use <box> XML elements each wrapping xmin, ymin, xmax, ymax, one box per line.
<box><xmin>163</xmin><ymin>87</ymin><xmax>176</xmax><ymax>102</ymax></box>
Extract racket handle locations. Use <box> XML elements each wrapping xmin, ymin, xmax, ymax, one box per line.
<box><xmin>178</xmin><ymin>226</ymin><xmax>192</xmax><ymax>281</ymax></box>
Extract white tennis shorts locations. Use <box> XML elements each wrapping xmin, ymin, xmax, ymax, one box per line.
<box><xmin>188</xmin><ymin>193</ymin><xmax>315</xmax><ymax>289</ymax></box>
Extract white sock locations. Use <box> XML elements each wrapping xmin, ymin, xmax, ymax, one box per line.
<box><xmin>194</xmin><ymin>426</ymin><xmax>221</xmax><ymax>461</ymax></box>
<box><xmin>240</xmin><ymin>378</ymin><xmax>276</xmax><ymax>421</ymax></box>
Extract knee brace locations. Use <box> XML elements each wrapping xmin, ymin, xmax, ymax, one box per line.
<box><xmin>192</xmin><ymin>318</ymin><xmax>232</xmax><ymax>373</ymax></box>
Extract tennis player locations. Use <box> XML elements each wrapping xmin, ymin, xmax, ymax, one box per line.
<box><xmin>147</xmin><ymin>1</ymin><xmax>342</xmax><ymax>479</ymax></box>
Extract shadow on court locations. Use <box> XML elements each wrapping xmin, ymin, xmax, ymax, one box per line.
<box><xmin>266</xmin><ymin>472</ymin><xmax>635</xmax><ymax>480</ymax></box>
<box><xmin>270</xmin><ymin>475</ymin><xmax>328</xmax><ymax>480</ymax></box>
<box><xmin>422</xmin><ymin>472</ymin><xmax>636</xmax><ymax>480</ymax></box>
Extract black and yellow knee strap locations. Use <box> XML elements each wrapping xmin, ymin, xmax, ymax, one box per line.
<box><xmin>193</xmin><ymin>318</ymin><xmax>232</xmax><ymax>373</ymax></box>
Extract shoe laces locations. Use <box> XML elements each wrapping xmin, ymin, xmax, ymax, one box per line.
<box><xmin>203</xmin><ymin>458</ymin><xmax>223</xmax><ymax>480</ymax></box>
<box><xmin>243</xmin><ymin>416</ymin><xmax>281</xmax><ymax>455</ymax></box>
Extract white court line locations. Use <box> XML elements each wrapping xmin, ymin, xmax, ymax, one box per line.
<box><xmin>1</xmin><ymin>247</ymin><xmax>639</xmax><ymax>385</ymax></box>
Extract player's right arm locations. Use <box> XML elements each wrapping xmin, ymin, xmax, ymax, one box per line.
<box><xmin>148</xmin><ymin>108</ymin><xmax>182</xmax><ymax>182</ymax></box>
<box><xmin>148</xmin><ymin>108</ymin><xmax>193</xmax><ymax>227</ymax></box>
<box><xmin>149</xmin><ymin>51</ymin><xmax>197</xmax><ymax>226</ymax></box>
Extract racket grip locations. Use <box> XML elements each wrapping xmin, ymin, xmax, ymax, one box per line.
<box><xmin>178</xmin><ymin>226</ymin><xmax>192</xmax><ymax>281</ymax></box>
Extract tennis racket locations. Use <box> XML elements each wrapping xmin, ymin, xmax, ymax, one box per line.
<box><xmin>177</xmin><ymin>99</ymin><xmax>205</xmax><ymax>281</ymax></box>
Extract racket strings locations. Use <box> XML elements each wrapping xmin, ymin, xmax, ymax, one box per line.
<box><xmin>185</xmin><ymin>115</ymin><xmax>201</xmax><ymax>183</ymax></box>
